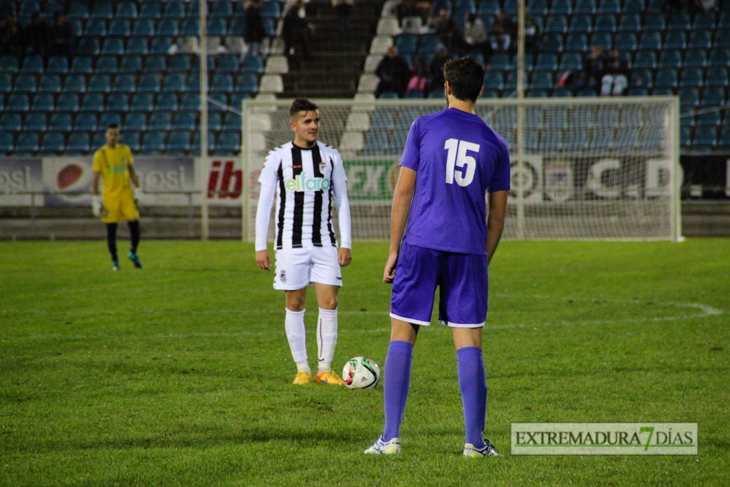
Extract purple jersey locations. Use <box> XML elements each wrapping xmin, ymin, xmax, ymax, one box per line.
<box><xmin>400</xmin><ymin>108</ymin><xmax>511</xmax><ymax>255</ymax></box>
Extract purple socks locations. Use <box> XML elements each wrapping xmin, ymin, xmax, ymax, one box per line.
<box><xmin>382</xmin><ymin>340</ymin><xmax>413</xmax><ymax>442</ymax></box>
<box><xmin>457</xmin><ymin>346</ymin><xmax>487</xmax><ymax>449</ymax></box>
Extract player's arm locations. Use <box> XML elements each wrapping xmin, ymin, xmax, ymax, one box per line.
<box><xmin>332</xmin><ymin>153</ymin><xmax>352</xmax><ymax>267</ymax></box>
<box><xmin>486</xmin><ymin>190</ymin><xmax>508</xmax><ymax>265</ymax></box>
<box><xmin>254</xmin><ymin>155</ymin><xmax>279</xmax><ymax>270</ymax></box>
<box><xmin>128</xmin><ymin>164</ymin><xmax>140</xmax><ymax>189</ymax></box>
<box><xmin>91</xmin><ymin>152</ymin><xmax>102</xmax><ymax>217</ymax></box>
<box><xmin>384</xmin><ymin>166</ymin><xmax>417</xmax><ymax>283</ymax></box>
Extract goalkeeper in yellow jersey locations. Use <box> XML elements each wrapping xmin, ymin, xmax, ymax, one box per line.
<box><xmin>91</xmin><ymin>123</ymin><xmax>143</xmax><ymax>271</ymax></box>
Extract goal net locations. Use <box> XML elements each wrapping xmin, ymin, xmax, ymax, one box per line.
<box><xmin>242</xmin><ymin>97</ymin><xmax>681</xmax><ymax>243</ymax></box>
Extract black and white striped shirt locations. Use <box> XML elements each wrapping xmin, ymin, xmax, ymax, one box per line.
<box><xmin>256</xmin><ymin>141</ymin><xmax>351</xmax><ymax>251</ymax></box>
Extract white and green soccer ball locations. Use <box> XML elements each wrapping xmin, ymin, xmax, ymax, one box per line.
<box><xmin>342</xmin><ymin>356</ymin><xmax>380</xmax><ymax>389</ymax></box>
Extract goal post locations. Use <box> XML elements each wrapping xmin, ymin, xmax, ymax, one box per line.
<box><xmin>242</xmin><ymin>97</ymin><xmax>682</xmax><ymax>243</ymax></box>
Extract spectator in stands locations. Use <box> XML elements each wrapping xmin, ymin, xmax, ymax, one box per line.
<box><xmin>490</xmin><ymin>11</ymin><xmax>516</xmax><ymax>53</ymax></box>
<box><xmin>601</xmin><ymin>49</ymin><xmax>629</xmax><ymax>96</ymax></box>
<box><xmin>48</xmin><ymin>11</ymin><xmax>76</xmax><ymax>59</ymax></box>
<box><xmin>524</xmin><ymin>7</ymin><xmax>540</xmax><ymax>51</ymax></box>
<box><xmin>428</xmin><ymin>45</ymin><xmax>450</xmax><ymax>93</ymax></box>
<box><xmin>570</xmin><ymin>69</ymin><xmax>590</xmax><ymax>95</ymax></box>
<box><xmin>282</xmin><ymin>0</ymin><xmax>312</xmax><ymax>62</ymax></box>
<box><xmin>583</xmin><ymin>46</ymin><xmax>606</xmax><ymax>91</ymax></box>
<box><xmin>243</xmin><ymin>0</ymin><xmax>266</xmax><ymax>57</ymax></box>
<box><xmin>24</xmin><ymin>11</ymin><xmax>49</xmax><ymax>58</ymax></box>
<box><xmin>432</xmin><ymin>9</ymin><xmax>463</xmax><ymax>54</ymax></box>
<box><xmin>463</xmin><ymin>12</ymin><xmax>491</xmax><ymax>63</ymax></box>
<box><xmin>0</xmin><ymin>14</ymin><xmax>24</xmax><ymax>57</ymax></box>
<box><xmin>406</xmin><ymin>57</ymin><xmax>429</xmax><ymax>95</ymax></box>
<box><xmin>332</xmin><ymin>0</ymin><xmax>354</xmax><ymax>38</ymax></box>
<box><xmin>375</xmin><ymin>46</ymin><xmax>410</xmax><ymax>97</ymax></box>
<box><xmin>396</xmin><ymin>0</ymin><xmax>432</xmax><ymax>25</ymax></box>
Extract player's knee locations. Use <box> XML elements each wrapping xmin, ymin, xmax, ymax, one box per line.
<box><xmin>319</xmin><ymin>296</ymin><xmax>338</xmax><ymax>310</ymax></box>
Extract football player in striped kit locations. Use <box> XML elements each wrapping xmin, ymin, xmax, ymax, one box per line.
<box><xmin>255</xmin><ymin>99</ymin><xmax>352</xmax><ymax>386</ymax></box>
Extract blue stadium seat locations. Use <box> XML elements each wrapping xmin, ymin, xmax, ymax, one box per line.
<box><xmin>215</xmin><ymin>132</ymin><xmax>240</xmax><ymax>155</ymax></box>
<box><xmin>262</xmin><ymin>18</ymin><xmax>276</xmax><ymax>37</ymax></box>
<box><xmin>140</xmin><ymin>132</ymin><xmax>165</xmax><ymax>153</ymax></box>
<box><xmin>7</xmin><ymin>93</ymin><xmax>28</xmax><ymax>111</ymax></box>
<box><xmin>117</xmin><ymin>2</ymin><xmax>138</xmax><ymax>19</ymax></box>
<box><xmin>21</xmin><ymin>56</ymin><xmax>43</xmax><ymax>74</ymax></box>
<box><xmin>127</xmin><ymin>38</ymin><xmax>149</xmax><ymax>55</ymax></box>
<box><xmin>478</xmin><ymin>0</ymin><xmax>500</xmax><ymax>15</ymax></box>
<box><xmin>211</xmin><ymin>0</ymin><xmax>234</xmax><ymax>18</ymax></box>
<box><xmin>236</xmin><ymin>75</ymin><xmax>259</xmax><ymax>94</ymax></box>
<box><xmin>223</xmin><ymin>112</ymin><xmax>241</xmax><ymax>131</ymax></box>
<box><xmin>164</xmin><ymin>75</ymin><xmax>187</xmax><ymax>93</ymax></box>
<box><xmin>504</xmin><ymin>71</ymin><xmax>519</xmax><ymax>90</ymax></box>
<box><xmin>69</xmin><ymin>19</ymin><xmax>83</xmax><ymax>36</ymax></box>
<box><xmin>155</xmin><ymin>93</ymin><xmax>179</xmax><ymax>111</ymax></box>
<box><xmin>688</xmin><ymin>30</ymin><xmax>712</xmax><ymax>49</ymax></box>
<box><xmin>483</xmin><ymin>71</ymin><xmax>503</xmax><ymax>90</ymax></box>
<box><xmin>96</xmin><ymin>56</ymin><xmax>118</xmax><ymax>74</ymax></box>
<box><xmin>88</xmin><ymin>75</ymin><xmax>111</xmax><ymax>94</ymax></box>
<box><xmin>550</xmin><ymin>0</ymin><xmax>572</xmax><ymax>14</ymax></box>
<box><xmin>663</xmin><ymin>33</ymin><xmax>686</xmax><ymax>51</ymax></box>
<box><xmin>192</xmin><ymin>132</ymin><xmax>216</xmax><ymax>153</ymax></box>
<box><xmin>634</xmin><ymin>52</ymin><xmax>657</xmax><ymax>69</ymax></box>
<box><xmin>211</xmin><ymin>75</ymin><xmax>234</xmax><ymax>93</ymax></box>
<box><xmin>100</xmin><ymin>113</ymin><xmax>123</xmax><ymax>129</ymax></box>
<box><xmin>109</xmin><ymin>19</ymin><xmax>131</xmax><ymax>36</ymax></box>
<box><xmin>207</xmin><ymin>113</ymin><xmax>222</xmax><ymax>131</ymax></box>
<box><xmin>597</xmin><ymin>0</ymin><xmax>621</xmax><ymax>13</ymax></box>
<box><xmin>706</xmin><ymin>68</ymin><xmax>729</xmax><ymax>87</ymax></box>
<box><xmin>658</xmin><ymin>50</ymin><xmax>682</xmax><ymax>68</ymax></box>
<box><xmin>261</xmin><ymin>1</ymin><xmax>281</xmax><ymax>18</ymax></box>
<box><xmin>78</xmin><ymin>38</ymin><xmax>100</xmax><ymax>55</ymax></box>
<box><xmin>91</xmin><ymin>1</ymin><xmax>114</xmax><ymax>19</ymax></box>
<box><xmin>57</xmin><ymin>93</ymin><xmax>80</xmax><ymax>112</ymax></box>
<box><xmin>241</xmin><ymin>55</ymin><xmax>264</xmax><ymax>74</ymax></box>
<box><xmin>489</xmin><ymin>53</ymin><xmax>511</xmax><ymax>70</ymax></box>
<box><xmin>638</xmin><ymin>32</ymin><xmax>661</xmax><ymax>51</ymax></box>
<box><xmin>92</xmin><ymin>132</ymin><xmax>107</xmax><ymax>149</ymax></box>
<box><xmin>720</xmin><ymin>12</ymin><xmax>730</xmax><ymax>28</ymax></box>
<box><xmin>207</xmin><ymin>93</ymin><xmax>228</xmax><ymax>112</ymax></box>
<box><xmin>66</xmin><ymin>133</ymin><xmax>91</xmax><ymax>154</ymax></box>
<box><xmin>559</xmin><ymin>52</ymin><xmax>583</xmax><ymax>70</ymax></box>
<box><xmin>680</xmin><ymin>68</ymin><xmax>703</xmax><ymax>88</ymax></box>
<box><xmin>624</xmin><ymin>0</ymin><xmax>645</xmax><ymax>12</ymax></box>
<box><xmin>593</xmin><ymin>14</ymin><xmax>616</xmax><ymax>32</ymax></box>
<box><xmin>693</xmin><ymin>127</ymin><xmax>717</xmax><ymax>151</ymax></box>
<box><xmin>718</xmin><ymin>128</ymin><xmax>730</xmax><ymax>152</ymax></box>
<box><xmin>31</xmin><ymin>93</ymin><xmax>54</xmax><ymax>112</ymax></box>
<box><xmin>173</xmin><ymin>112</ymin><xmax>196</xmax><ymax>131</ymax></box>
<box><xmin>182</xmin><ymin>94</ymin><xmax>201</xmax><ymax>111</ymax></box>
<box><xmin>667</xmin><ymin>13</ymin><xmax>690</xmax><ymax>31</ymax></box>
<box><xmin>131</xmin><ymin>93</ymin><xmax>154</xmax><ymax>112</ymax></box>
<box><xmin>167</xmin><ymin>132</ymin><xmax>191</xmax><ymax>153</ymax></box>
<box><xmin>14</xmin><ymin>75</ymin><xmax>37</xmax><ymax>93</ymax></box>
<box><xmin>74</xmin><ymin>113</ymin><xmax>98</xmax><ymax>132</ymax></box>
<box><xmin>107</xmin><ymin>93</ymin><xmax>130</xmax><ymax>113</ymax></box>
<box><xmin>535</xmin><ymin>53</ymin><xmax>558</xmax><ymax>71</ymax></box>
<box><xmin>0</xmin><ymin>132</ymin><xmax>14</xmax><ymax>154</ymax></box>
<box><xmin>614</xmin><ymin>33</ymin><xmax>636</xmax><ymax>51</ymax></box>
<box><xmin>157</xmin><ymin>19</ymin><xmax>179</xmax><ymax>36</ymax></box>
<box><xmin>140</xmin><ymin>1</ymin><xmax>162</xmax><ymax>19</ymax></box>
<box><xmin>574</xmin><ymin>0</ymin><xmax>596</xmax><ymax>14</ymax></box>
<box><xmin>655</xmin><ymin>69</ymin><xmax>678</xmax><ymax>89</ymax></box>
<box><xmin>113</xmin><ymin>75</ymin><xmax>136</xmax><ymax>93</ymax></box>
<box><xmin>181</xmin><ymin>19</ymin><xmax>200</xmax><ymax>36</ymax></box>
<box><xmin>565</xmin><ymin>34</ymin><xmax>587</xmax><ymax>52</ymax></box>
<box><xmin>24</xmin><ymin>113</ymin><xmax>47</xmax><ymax>131</ymax></box>
<box><xmin>149</xmin><ymin>113</ymin><xmax>172</xmax><ymax>131</ymax></box>
<box><xmin>150</xmin><ymin>37</ymin><xmax>172</xmax><ymax>54</ymax></box>
<box><xmin>0</xmin><ymin>56</ymin><xmax>18</xmax><ymax>73</ymax></box>
<box><xmin>230</xmin><ymin>17</ymin><xmax>247</xmax><ymax>36</ymax></box>
<box><xmin>85</xmin><ymin>18</ymin><xmax>107</xmax><ymax>36</ymax></box>
<box><xmin>618</xmin><ymin>14</ymin><xmax>640</xmax><ymax>32</ymax></box>
<box><xmin>124</xmin><ymin>113</ymin><xmax>147</xmax><ymax>131</ymax></box>
<box><xmin>81</xmin><ymin>94</ymin><xmax>105</xmax><ymax>113</ymax></box>
<box><xmin>121</xmin><ymin>132</ymin><xmax>141</xmax><ymax>152</ymax></box>
<box><xmin>630</xmin><ymin>69</ymin><xmax>653</xmax><ymax>89</ymax></box>
<box><xmin>527</xmin><ymin>89</ymin><xmax>548</xmax><ymax>98</ymax></box>
<box><xmin>207</xmin><ymin>19</ymin><xmax>227</xmax><ymax>36</ymax></box>
<box><xmin>47</xmin><ymin>57</ymin><xmax>69</xmax><ymax>74</ymax></box>
<box><xmin>101</xmin><ymin>38</ymin><xmax>125</xmax><ymax>55</ymax></box>
<box><xmin>164</xmin><ymin>1</ymin><xmax>186</xmax><ymax>19</ymax></box>
<box><xmin>683</xmin><ymin>49</ymin><xmax>707</xmax><ymax>68</ymax></box>
<box><xmin>170</xmin><ymin>55</ymin><xmax>192</xmax><ymax>73</ymax></box>
<box><xmin>68</xmin><ymin>1</ymin><xmax>90</xmax><ymax>20</ymax></box>
<box><xmin>144</xmin><ymin>56</ymin><xmax>167</xmax><ymax>73</ymax></box>
<box><xmin>692</xmin><ymin>12</ymin><xmax>715</xmax><ymax>29</ymax></box>
<box><xmin>529</xmin><ymin>71</ymin><xmax>553</xmax><ymax>90</ymax></box>
<box><xmin>16</xmin><ymin>133</ymin><xmax>40</xmax><ymax>154</ymax></box>
<box><xmin>38</xmin><ymin>75</ymin><xmax>62</xmax><ymax>93</ymax></box>
<box><xmin>62</xmin><ymin>76</ymin><xmax>86</xmax><ymax>95</ymax></box>
<box><xmin>569</xmin><ymin>15</ymin><xmax>592</xmax><ymax>33</ymax></box>
<box><xmin>708</xmin><ymin>49</ymin><xmax>730</xmax><ymax>67</ymax></box>
<box><xmin>679</xmin><ymin>88</ymin><xmax>699</xmax><ymax>107</ymax></box>
<box><xmin>396</xmin><ymin>35</ymin><xmax>418</xmax><ymax>55</ymax></box>
<box><xmin>700</xmin><ymin>88</ymin><xmax>725</xmax><ymax>107</ymax></box>
<box><xmin>133</xmin><ymin>18</ymin><xmax>155</xmax><ymax>36</ymax></box>
<box><xmin>643</xmin><ymin>16</ymin><xmax>665</xmax><ymax>31</ymax></box>
<box><xmin>231</xmin><ymin>93</ymin><xmax>252</xmax><ymax>111</ymax></box>
<box><xmin>217</xmin><ymin>55</ymin><xmax>239</xmax><ymax>74</ymax></box>
<box><xmin>0</xmin><ymin>112</ymin><xmax>21</xmax><ymax>131</ymax></box>
<box><xmin>120</xmin><ymin>56</ymin><xmax>142</xmax><ymax>74</ymax></box>
<box><xmin>544</xmin><ymin>15</ymin><xmax>568</xmax><ymax>33</ymax></box>
<box><xmin>540</xmin><ymin>33</ymin><xmax>563</xmax><ymax>52</ymax></box>
<box><xmin>187</xmin><ymin>75</ymin><xmax>201</xmax><ymax>92</ymax></box>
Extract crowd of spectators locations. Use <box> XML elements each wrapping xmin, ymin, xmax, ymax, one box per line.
<box><xmin>0</xmin><ymin>10</ymin><xmax>76</xmax><ymax>61</ymax></box>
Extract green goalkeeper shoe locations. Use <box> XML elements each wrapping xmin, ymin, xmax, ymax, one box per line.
<box><xmin>112</xmin><ymin>261</ymin><xmax>120</xmax><ymax>271</ymax></box>
<box><xmin>463</xmin><ymin>440</ymin><xmax>500</xmax><ymax>457</ymax></box>
<box><xmin>364</xmin><ymin>436</ymin><xmax>401</xmax><ymax>455</ymax></box>
<box><xmin>128</xmin><ymin>252</ymin><xmax>143</xmax><ymax>269</ymax></box>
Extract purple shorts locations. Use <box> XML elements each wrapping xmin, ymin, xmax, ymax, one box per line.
<box><xmin>390</xmin><ymin>242</ymin><xmax>489</xmax><ymax>328</ymax></box>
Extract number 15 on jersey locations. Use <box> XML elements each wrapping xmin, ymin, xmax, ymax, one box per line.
<box><xmin>444</xmin><ymin>138</ymin><xmax>479</xmax><ymax>187</ymax></box>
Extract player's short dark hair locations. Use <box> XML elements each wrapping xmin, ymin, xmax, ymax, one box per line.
<box><xmin>107</xmin><ymin>123</ymin><xmax>119</xmax><ymax>130</ymax></box>
<box><xmin>290</xmin><ymin>98</ymin><xmax>318</xmax><ymax>118</ymax></box>
<box><xmin>443</xmin><ymin>57</ymin><xmax>484</xmax><ymax>103</ymax></box>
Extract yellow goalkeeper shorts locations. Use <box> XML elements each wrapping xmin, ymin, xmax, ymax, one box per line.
<box><xmin>101</xmin><ymin>192</ymin><xmax>139</xmax><ymax>223</ymax></box>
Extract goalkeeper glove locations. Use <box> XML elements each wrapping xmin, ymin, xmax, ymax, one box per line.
<box><xmin>133</xmin><ymin>187</ymin><xmax>143</xmax><ymax>207</ymax></box>
<box><xmin>92</xmin><ymin>195</ymin><xmax>102</xmax><ymax>218</ymax></box>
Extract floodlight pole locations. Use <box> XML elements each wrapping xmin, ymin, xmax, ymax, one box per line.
<box><xmin>516</xmin><ymin>0</ymin><xmax>526</xmax><ymax>239</ymax></box>
<box><xmin>199</xmin><ymin>0</ymin><xmax>209</xmax><ymax>241</ymax></box>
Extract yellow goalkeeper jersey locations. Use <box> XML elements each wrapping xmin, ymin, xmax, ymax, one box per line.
<box><xmin>92</xmin><ymin>144</ymin><xmax>135</xmax><ymax>199</ymax></box>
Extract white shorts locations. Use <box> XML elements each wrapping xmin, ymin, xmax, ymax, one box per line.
<box><xmin>273</xmin><ymin>246</ymin><xmax>342</xmax><ymax>290</ymax></box>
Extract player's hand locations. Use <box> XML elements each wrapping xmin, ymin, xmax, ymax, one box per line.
<box><xmin>91</xmin><ymin>195</ymin><xmax>102</xmax><ymax>218</ymax></box>
<box><xmin>338</xmin><ymin>247</ymin><xmax>352</xmax><ymax>267</ymax></box>
<box><xmin>255</xmin><ymin>249</ymin><xmax>271</xmax><ymax>270</ymax></box>
<box><xmin>383</xmin><ymin>251</ymin><xmax>398</xmax><ymax>283</ymax></box>
<box><xmin>133</xmin><ymin>187</ymin><xmax>143</xmax><ymax>206</ymax></box>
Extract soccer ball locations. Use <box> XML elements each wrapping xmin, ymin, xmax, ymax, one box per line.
<box><xmin>342</xmin><ymin>356</ymin><xmax>380</xmax><ymax>389</ymax></box>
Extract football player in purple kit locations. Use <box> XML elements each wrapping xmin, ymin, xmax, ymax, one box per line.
<box><xmin>365</xmin><ymin>57</ymin><xmax>511</xmax><ymax>457</ymax></box>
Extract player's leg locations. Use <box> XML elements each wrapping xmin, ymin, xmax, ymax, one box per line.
<box><xmin>311</xmin><ymin>247</ymin><xmax>345</xmax><ymax>385</ymax></box>
<box><xmin>105</xmin><ymin>223</ymin><xmax>119</xmax><ymax>270</ymax></box>
<box><xmin>120</xmin><ymin>194</ymin><xmax>142</xmax><ymax>268</ymax></box>
<box><xmin>275</xmin><ymin>248</ymin><xmax>313</xmax><ymax>384</ymax></box>
<box><xmin>101</xmin><ymin>199</ymin><xmax>121</xmax><ymax>270</ymax></box>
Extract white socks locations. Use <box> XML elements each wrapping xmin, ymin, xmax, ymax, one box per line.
<box><xmin>285</xmin><ymin>308</ymin><xmax>310</xmax><ymax>374</ymax></box>
<box><xmin>285</xmin><ymin>307</ymin><xmax>339</xmax><ymax>374</ymax></box>
<box><xmin>317</xmin><ymin>308</ymin><xmax>338</xmax><ymax>373</ymax></box>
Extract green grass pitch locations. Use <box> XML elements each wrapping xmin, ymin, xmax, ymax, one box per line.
<box><xmin>1</xmin><ymin>239</ymin><xmax>729</xmax><ymax>486</ymax></box>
